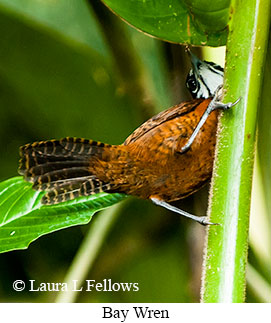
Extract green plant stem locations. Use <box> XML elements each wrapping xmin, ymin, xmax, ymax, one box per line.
<box><xmin>55</xmin><ymin>201</ymin><xmax>127</xmax><ymax>303</ymax></box>
<box><xmin>201</xmin><ymin>0</ymin><xmax>271</xmax><ymax>302</ymax></box>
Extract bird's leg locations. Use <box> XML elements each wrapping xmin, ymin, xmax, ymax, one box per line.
<box><xmin>180</xmin><ymin>85</ymin><xmax>241</xmax><ymax>154</ymax></box>
<box><xmin>151</xmin><ymin>197</ymin><xmax>218</xmax><ymax>226</ymax></box>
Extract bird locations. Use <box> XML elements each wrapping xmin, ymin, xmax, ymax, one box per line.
<box><xmin>18</xmin><ymin>52</ymin><xmax>239</xmax><ymax>225</ymax></box>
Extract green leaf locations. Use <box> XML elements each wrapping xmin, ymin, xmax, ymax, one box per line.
<box><xmin>183</xmin><ymin>0</ymin><xmax>231</xmax><ymax>32</ymax></box>
<box><xmin>0</xmin><ymin>177</ymin><xmax>126</xmax><ymax>253</ymax></box>
<box><xmin>102</xmin><ymin>0</ymin><xmax>230</xmax><ymax>46</ymax></box>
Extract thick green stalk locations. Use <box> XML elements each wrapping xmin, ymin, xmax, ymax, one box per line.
<box><xmin>201</xmin><ymin>0</ymin><xmax>271</xmax><ymax>302</ymax></box>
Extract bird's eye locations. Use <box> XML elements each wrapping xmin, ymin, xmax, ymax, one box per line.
<box><xmin>186</xmin><ymin>76</ymin><xmax>198</xmax><ymax>95</ymax></box>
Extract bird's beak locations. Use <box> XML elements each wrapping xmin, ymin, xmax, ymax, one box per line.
<box><xmin>187</xmin><ymin>49</ymin><xmax>204</xmax><ymax>76</ymax></box>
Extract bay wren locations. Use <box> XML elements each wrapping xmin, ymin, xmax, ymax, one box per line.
<box><xmin>18</xmin><ymin>53</ymin><xmax>239</xmax><ymax>225</ymax></box>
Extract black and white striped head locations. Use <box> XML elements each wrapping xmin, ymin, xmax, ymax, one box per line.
<box><xmin>186</xmin><ymin>52</ymin><xmax>224</xmax><ymax>99</ymax></box>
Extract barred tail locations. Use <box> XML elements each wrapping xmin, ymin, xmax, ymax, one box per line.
<box><xmin>18</xmin><ymin>137</ymin><xmax>112</xmax><ymax>205</ymax></box>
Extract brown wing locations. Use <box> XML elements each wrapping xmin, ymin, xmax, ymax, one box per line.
<box><xmin>124</xmin><ymin>98</ymin><xmax>204</xmax><ymax>145</ymax></box>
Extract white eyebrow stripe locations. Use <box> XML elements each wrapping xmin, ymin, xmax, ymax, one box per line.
<box><xmin>208</xmin><ymin>64</ymin><xmax>224</xmax><ymax>76</ymax></box>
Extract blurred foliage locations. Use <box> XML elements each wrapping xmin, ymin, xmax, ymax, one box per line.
<box><xmin>0</xmin><ymin>0</ymin><xmax>269</xmax><ymax>303</ymax></box>
<box><xmin>248</xmin><ymin>32</ymin><xmax>271</xmax><ymax>301</ymax></box>
<box><xmin>258</xmin><ymin>33</ymin><xmax>271</xmax><ymax>222</ymax></box>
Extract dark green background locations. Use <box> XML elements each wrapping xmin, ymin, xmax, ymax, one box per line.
<box><xmin>0</xmin><ymin>0</ymin><xmax>262</xmax><ymax>302</ymax></box>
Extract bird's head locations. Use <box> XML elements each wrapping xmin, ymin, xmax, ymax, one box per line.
<box><xmin>186</xmin><ymin>51</ymin><xmax>224</xmax><ymax>99</ymax></box>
